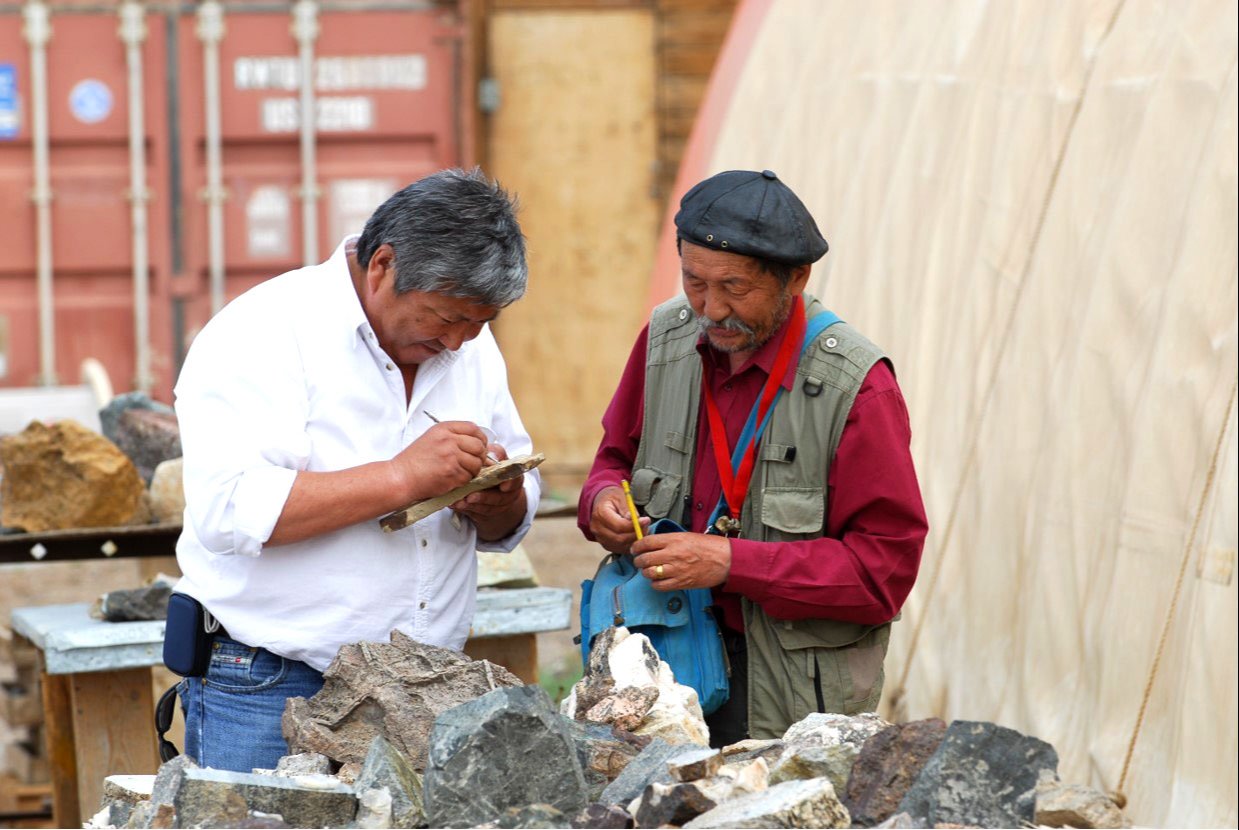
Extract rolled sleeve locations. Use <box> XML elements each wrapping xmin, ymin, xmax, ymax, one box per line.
<box><xmin>176</xmin><ymin>303</ymin><xmax>310</xmax><ymax>557</ymax></box>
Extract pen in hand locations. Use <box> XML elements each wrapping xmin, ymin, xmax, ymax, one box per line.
<box><xmin>621</xmin><ymin>479</ymin><xmax>644</xmax><ymax>540</ymax></box>
<box><xmin>423</xmin><ymin>410</ymin><xmax>501</xmax><ymax>465</ymax></box>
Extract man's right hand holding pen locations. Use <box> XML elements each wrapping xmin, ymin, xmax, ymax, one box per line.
<box><xmin>588</xmin><ymin>482</ymin><xmax>652</xmax><ymax>555</ymax></box>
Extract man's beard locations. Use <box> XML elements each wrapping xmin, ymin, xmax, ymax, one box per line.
<box><xmin>695</xmin><ymin>290</ymin><xmax>792</xmax><ymax>354</ymax></box>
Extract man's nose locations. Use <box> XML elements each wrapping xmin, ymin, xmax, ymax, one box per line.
<box><xmin>702</xmin><ymin>290</ymin><xmax>731</xmax><ymax>322</ymax></box>
<box><xmin>441</xmin><ymin>321</ymin><xmax>482</xmax><ymax>351</ymax></box>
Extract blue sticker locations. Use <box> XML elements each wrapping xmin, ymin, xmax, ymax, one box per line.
<box><xmin>69</xmin><ymin>78</ymin><xmax>112</xmax><ymax>124</ymax></box>
<box><xmin>0</xmin><ymin>64</ymin><xmax>18</xmax><ymax>139</ymax></box>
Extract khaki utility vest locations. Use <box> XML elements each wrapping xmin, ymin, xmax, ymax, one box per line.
<box><xmin>630</xmin><ymin>293</ymin><xmax>895</xmax><ymax>738</ymax></box>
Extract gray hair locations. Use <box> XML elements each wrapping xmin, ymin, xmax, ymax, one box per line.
<box><xmin>356</xmin><ymin>168</ymin><xmax>527</xmax><ymax>306</ymax></box>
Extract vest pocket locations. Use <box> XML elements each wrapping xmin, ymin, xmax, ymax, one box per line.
<box><xmin>629</xmin><ymin>467</ymin><xmax>683</xmax><ymax>519</ymax></box>
<box><xmin>760</xmin><ymin>487</ymin><xmax>824</xmax><ymax>535</ymax></box>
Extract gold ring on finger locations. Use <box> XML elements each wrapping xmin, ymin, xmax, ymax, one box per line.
<box><xmin>655</xmin><ymin>564</ymin><xmax>665</xmax><ymax>579</ymax></box>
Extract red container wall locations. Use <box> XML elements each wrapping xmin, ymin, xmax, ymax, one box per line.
<box><xmin>0</xmin><ymin>3</ymin><xmax>469</xmax><ymax>403</ymax></box>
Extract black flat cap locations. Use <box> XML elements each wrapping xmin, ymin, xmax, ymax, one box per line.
<box><xmin>674</xmin><ymin>169</ymin><xmax>828</xmax><ymax>265</ymax></box>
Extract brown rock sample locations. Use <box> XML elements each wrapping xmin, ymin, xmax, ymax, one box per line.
<box><xmin>283</xmin><ymin>630</ymin><xmax>522</xmax><ymax>771</ymax></box>
<box><xmin>379</xmin><ymin>453</ymin><xmax>546</xmax><ymax>531</ymax></box>
<box><xmin>0</xmin><ymin>419</ymin><xmax>146</xmax><ymax>532</ymax></box>
<box><xmin>844</xmin><ymin>718</ymin><xmax>947</xmax><ymax>827</ymax></box>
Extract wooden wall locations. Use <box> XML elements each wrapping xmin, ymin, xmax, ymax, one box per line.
<box><xmin>472</xmin><ymin>0</ymin><xmax>737</xmax><ymax>493</ymax></box>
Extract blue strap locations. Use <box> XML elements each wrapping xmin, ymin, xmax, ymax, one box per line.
<box><xmin>728</xmin><ymin>310</ymin><xmax>842</xmax><ymax>471</ymax></box>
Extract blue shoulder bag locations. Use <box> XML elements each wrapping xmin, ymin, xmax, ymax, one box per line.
<box><xmin>577</xmin><ymin>309</ymin><xmax>841</xmax><ymax>717</ymax></box>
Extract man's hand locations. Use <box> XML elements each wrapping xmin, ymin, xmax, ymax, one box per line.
<box><xmin>391</xmin><ymin>421</ymin><xmax>488</xmax><ymax>502</ymax></box>
<box><xmin>589</xmin><ymin>485</ymin><xmax>651</xmax><ymax>554</ymax></box>
<box><xmin>450</xmin><ymin>442</ymin><xmax>528</xmax><ymax>540</ymax></box>
<box><xmin>632</xmin><ymin>532</ymin><xmax>731</xmax><ymax>591</ymax></box>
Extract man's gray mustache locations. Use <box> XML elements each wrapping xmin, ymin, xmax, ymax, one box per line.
<box><xmin>696</xmin><ymin>314</ymin><xmax>755</xmax><ymax>336</ymax></box>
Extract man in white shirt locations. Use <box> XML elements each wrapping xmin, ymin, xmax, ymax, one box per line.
<box><xmin>170</xmin><ymin>168</ymin><xmax>539</xmax><ymax>772</ymax></box>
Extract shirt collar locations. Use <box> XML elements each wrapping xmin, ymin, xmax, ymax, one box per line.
<box><xmin>696</xmin><ymin>302</ymin><xmax>800</xmax><ymax>392</ymax></box>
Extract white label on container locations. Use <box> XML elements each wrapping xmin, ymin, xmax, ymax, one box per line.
<box><xmin>330</xmin><ymin>179</ymin><xmax>398</xmax><ymax>242</ymax></box>
<box><xmin>261</xmin><ymin>96</ymin><xmax>374</xmax><ymax>133</ymax></box>
<box><xmin>235</xmin><ymin>55</ymin><xmax>427</xmax><ymax>91</ymax></box>
<box><xmin>69</xmin><ymin>78</ymin><xmax>113</xmax><ymax>124</ymax></box>
<box><xmin>246</xmin><ymin>185</ymin><xmax>291</xmax><ymax>258</ymax></box>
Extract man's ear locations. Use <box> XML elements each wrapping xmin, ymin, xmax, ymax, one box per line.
<box><xmin>366</xmin><ymin>244</ymin><xmax>395</xmax><ymax>294</ymax></box>
<box><xmin>788</xmin><ymin>263</ymin><xmax>812</xmax><ymax>295</ymax></box>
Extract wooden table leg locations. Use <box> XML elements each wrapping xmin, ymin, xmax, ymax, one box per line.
<box><xmin>464</xmin><ymin>633</ymin><xmax>539</xmax><ymax>684</ymax></box>
<box><xmin>40</xmin><ymin>671</ymin><xmax>79</xmax><ymax>829</ymax></box>
<box><xmin>68</xmin><ymin>668</ymin><xmax>159</xmax><ymax>822</ymax></box>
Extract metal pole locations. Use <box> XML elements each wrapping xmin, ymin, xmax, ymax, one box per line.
<box><xmin>23</xmin><ymin>1</ymin><xmax>56</xmax><ymax>386</ymax></box>
<box><xmin>197</xmin><ymin>0</ymin><xmax>226</xmax><ymax>315</ymax></box>
<box><xmin>291</xmin><ymin>0</ymin><xmax>319</xmax><ymax>265</ymax></box>
<box><xmin>120</xmin><ymin>1</ymin><xmax>152</xmax><ymax>393</ymax></box>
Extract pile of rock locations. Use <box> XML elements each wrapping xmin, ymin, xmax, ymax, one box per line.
<box><xmin>0</xmin><ymin>392</ymin><xmax>184</xmax><ymax>533</ymax></box>
<box><xmin>86</xmin><ymin>627</ymin><xmax>1131</xmax><ymax>829</ymax></box>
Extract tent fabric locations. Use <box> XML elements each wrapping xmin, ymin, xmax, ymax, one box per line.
<box><xmin>653</xmin><ymin>1</ymin><xmax>1238</xmax><ymax>825</ymax></box>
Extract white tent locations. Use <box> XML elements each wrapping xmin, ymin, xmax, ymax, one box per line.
<box><xmin>651</xmin><ymin>1</ymin><xmax>1238</xmax><ymax>825</ymax></box>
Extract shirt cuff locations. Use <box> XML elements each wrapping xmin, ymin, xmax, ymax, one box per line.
<box><xmin>723</xmin><ymin>538</ymin><xmax>773</xmax><ymax>604</ymax></box>
<box><xmin>476</xmin><ymin>471</ymin><xmax>541</xmax><ymax>552</ymax></box>
<box><xmin>230</xmin><ymin>465</ymin><xmax>299</xmax><ymax>557</ymax></box>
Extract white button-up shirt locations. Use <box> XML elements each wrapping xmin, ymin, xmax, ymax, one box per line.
<box><xmin>173</xmin><ymin>237</ymin><xmax>540</xmax><ymax>671</ymax></box>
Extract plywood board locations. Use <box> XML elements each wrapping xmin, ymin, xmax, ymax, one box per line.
<box><xmin>487</xmin><ymin>9</ymin><xmax>659</xmax><ymax>480</ymax></box>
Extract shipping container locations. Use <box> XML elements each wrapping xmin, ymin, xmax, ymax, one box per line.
<box><xmin>0</xmin><ymin>1</ymin><xmax>472</xmax><ymax>401</ymax></box>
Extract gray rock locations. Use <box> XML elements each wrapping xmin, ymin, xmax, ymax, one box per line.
<box><xmin>844</xmin><ymin>718</ymin><xmax>947</xmax><ymax>827</ymax></box>
<box><xmin>896</xmin><ymin>720</ymin><xmax>1059</xmax><ymax>828</ymax></box>
<box><xmin>111</xmin><ymin>404</ymin><xmax>182</xmax><ymax>485</ymax></box>
<box><xmin>720</xmin><ymin>738</ymin><xmax>786</xmax><ymax>767</ymax></box>
<box><xmin>684</xmin><ymin>778</ymin><xmax>850</xmax><ymax>829</ymax></box>
<box><xmin>122</xmin><ymin>801</ymin><xmax>156</xmax><ymax>829</ymax></box>
<box><xmin>598</xmin><ymin>739</ymin><xmax>680</xmax><ymax>807</ymax></box>
<box><xmin>563</xmin><ymin>719</ymin><xmax>647</xmax><ymax>802</ymax></box>
<box><xmin>99</xmin><ymin>392</ymin><xmax>175</xmax><ymax>443</ymax></box>
<box><xmin>283</xmin><ymin>631</ymin><xmax>517</xmax><ymax>773</ymax></box>
<box><xmin>271</xmin><ymin>751</ymin><xmax>333</xmax><ymax>777</ymax></box>
<box><xmin>873</xmin><ymin>811</ymin><xmax>916</xmax><ymax>828</ymax></box>
<box><xmin>92</xmin><ymin>583</ymin><xmax>172</xmax><ymax>622</ymax></box>
<box><xmin>631</xmin><ymin>781</ymin><xmax>718</xmax><ymax>828</ymax></box>
<box><xmin>496</xmin><ymin>803</ymin><xmax>570</xmax><ymax>828</ymax></box>
<box><xmin>354</xmin><ymin>788</ymin><xmax>394</xmax><ymax>829</ymax></box>
<box><xmin>423</xmin><ymin>686</ymin><xmax>588</xmax><ymax>828</ymax></box>
<box><xmin>769</xmin><ymin>743</ymin><xmax>856</xmax><ymax>797</ymax></box>
<box><xmin>355</xmin><ymin>736</ymin><xmax>425</xmax><ymax>828</ymax></box>
<box><xmin>149</xmin><ymin>754</ymin><xmax>198</xmax><ymax>809</ymax></box>
<box><xmin>174</xmin><ymin>768</ymin><xmax>357</xmax><ymax>829</ymax></box>
<box><xmin>284</xmin><ymin>631</ymin><xmax>522</xmax><ymax>770</ymax></box>
<box><xmin>782</xmin><ymin>712</ymin><xmax>889</xmax><ymax>752</ymax></box>
<box><xmin>570</xmin><ymin>803</ymin><xmax>633</xmax><ymax>829</ymax></box>
<box><xmin>102</xmin><ymin>774</ymin><xmax>155</xmax><ymax>806</ymax></box>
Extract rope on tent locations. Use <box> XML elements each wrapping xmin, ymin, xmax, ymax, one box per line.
<box><xmin>886</xmin><ymin>0</ymin><xmax>1131</xmax><ymax>717</ymax></box>
<box><xmin>1116</xmin><ymin>378</ymin><xmax>1237</xmax><ymax>800</ymax></box>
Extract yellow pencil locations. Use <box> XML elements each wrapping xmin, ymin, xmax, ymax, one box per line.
<box><xmin>621</xmin><ymin>480</ymin><xmax>644</xmax><ymax>540</ymax></box>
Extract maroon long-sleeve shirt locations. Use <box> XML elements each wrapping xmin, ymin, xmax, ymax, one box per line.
<box><xmin>577</xmin><ymin>308</ymin><xmax>928</xmax><ymax>632</ymax></box>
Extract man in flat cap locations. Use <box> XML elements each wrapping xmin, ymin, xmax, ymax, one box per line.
<box><xmin>579</xmin><ymin>169</ymin><xmax>927</xmax><ymax>744</ymax></box>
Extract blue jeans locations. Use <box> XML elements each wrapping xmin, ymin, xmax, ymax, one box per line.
<box><xmin>177</xmin><ymin>636</ymin><xmax>324</xmax><ymax>773</ymax></box>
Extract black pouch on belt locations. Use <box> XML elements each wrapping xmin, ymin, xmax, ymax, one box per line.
<box><xmin>163</xmin><ymin>592</ymin><xmax>214</xmax><ymax>677</ymax></box>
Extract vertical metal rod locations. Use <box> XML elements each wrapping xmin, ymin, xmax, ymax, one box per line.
<box><xmin>120</xmin><ymin>1</ymin><xmax>152</xmax><ymax>393</ymax></box>
<box><xmin>23</xmin><ymin>1</ymin><xmax>56</xmax><ymax>386</ymax></box>
<box><xmin>197</xmin><ymin>1</ymin><xmax>226</xmax><ymax>314</ymax></box>
<box><xmin>292</xmin><ymin>0</ymin><xmax>319</xmax><ymax>265</ymax></box>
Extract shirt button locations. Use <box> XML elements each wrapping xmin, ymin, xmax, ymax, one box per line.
<box><xmin>419</xmin><ymin>601</ymin><xmax>427</xmax><ymax>609</ymax></box>
<box><xmin>385</xmin><ymin>362</ymin><xmax>394</xmax><ymax>371</ymax></box>
<box><xmin>696</xmin><ymin>501</ymin><xmax>704</xmax><ymax>510</ymax></box>
<box><xmin>420</xmin><ymin>539</ymin><xmax>428</xmax><ymax>547</ymax></box>
<box><xmin>724</xmin><ymin>384</ymin><xmax>732</xmax><ymax>392</ymax></box>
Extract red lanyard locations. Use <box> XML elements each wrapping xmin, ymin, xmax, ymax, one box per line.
<box><xmin>701</xmin><ymin>295</ymin><xmax>806</xmax><ymax>521</ymax></box>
